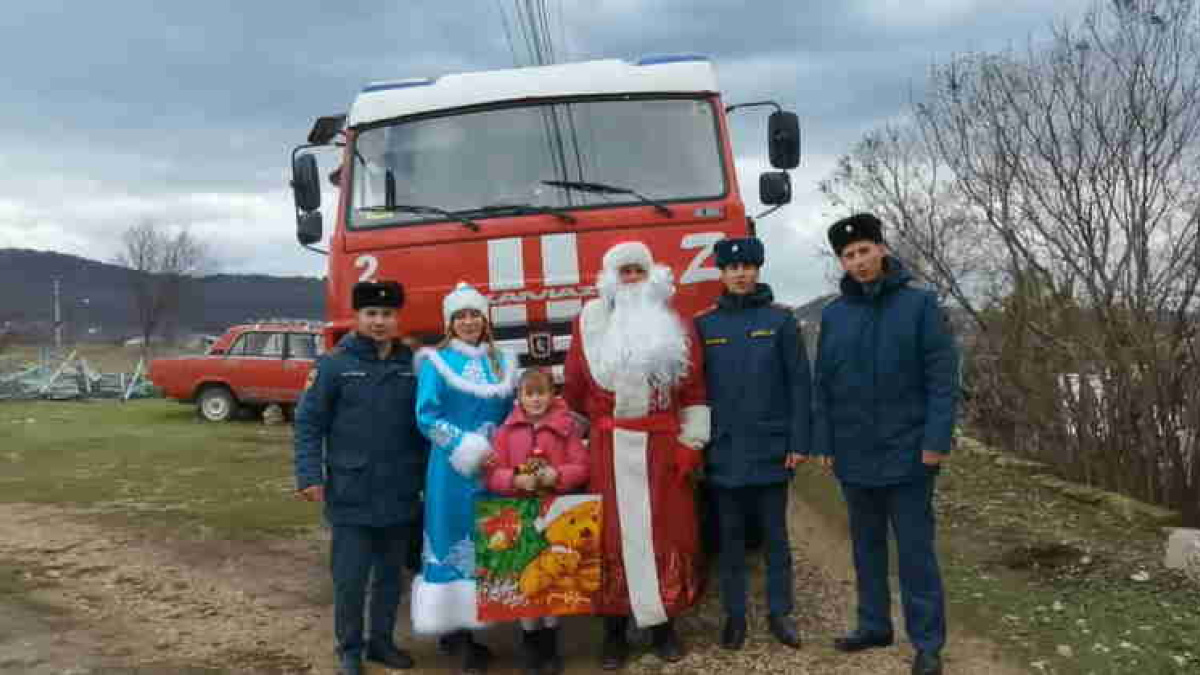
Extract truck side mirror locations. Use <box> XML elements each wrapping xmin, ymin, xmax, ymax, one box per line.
<box><xmin>759</xmin><ymin>171</ymin><xmax>792</xmax><ymax>205</ymax></box>
<box><xmin>768</xmin><ymin>111</ymin><xmax>801</xmax><ymax>169</ymax></box>
<box><xmin>292</xmin><ymin>153</ymin><xmax>322</xmax><ymax>213</ymax></box>
<box><xmin>297</xmin><ymin>211</ymin><xmax>324</xmax><ymax>246</ymax></box>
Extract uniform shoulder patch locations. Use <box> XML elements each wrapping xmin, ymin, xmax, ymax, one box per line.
<box><xmin>303</xmin><ymin>368</ymin><xmax>319</xmax><ymax>391</ymax></box>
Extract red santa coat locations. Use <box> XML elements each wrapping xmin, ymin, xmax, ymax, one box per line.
<box><xmin>563</xmin><ymin>298</ymin><xmax>709</xmax><ymax>626</ymax></box>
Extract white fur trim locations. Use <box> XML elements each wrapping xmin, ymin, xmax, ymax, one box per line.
<box><xmin>602</xmin><ymin>241</ymin><xmax>654</xmax><ymax>273</ymax></box>
<box><xmin>613</xmin><ymin>427</ymin><xmax>669</xmax><ymax>627</ymax></box>
<box><xmin>678</xmin><ymin>404</ymin><xmax>711</xmax><ymax>449</ymax></box>
<box><xmin>450</xmin><ymin>432</ymin><xmax>491</xmax><ymax>477</ymax></box>
<box><xmin>421</xmin><ymin>348</ymin><xmax>518</xmax><ymax>399</ymax></box>
<box><xmin>533</xmin><ymin>494</ymin><xmax>599</xmax><ymax>532</ymax></box>
<box><xmin>411</xmin><ymin>576</ymin><xmax>485</xmax><ymax>635</ymax></box>
<box><xmin>579</xmin><ymin>298</ymin><xmax>614</xmax><ymax>392</ymax></box>
<box><xmin>448</xmin><ymin>338</ymin><xmax>489</xmax><ymax>358</ymax></box>
<box><xmin>612</xmin><ymin>372</ymin><xmax>652</xmax><ymax>420</ymax></box>
<box><xmin>443</xmin><ymin>282</ymin><xmax>489</xmax><ymax>325</ymax></box>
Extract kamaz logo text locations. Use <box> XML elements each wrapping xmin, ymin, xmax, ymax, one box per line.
<box><xmin>489</xmin><ymin>286</ymin><xmax>597</xmax><ymax>306</ymax></box>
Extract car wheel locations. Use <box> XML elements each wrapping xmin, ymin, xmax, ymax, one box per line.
<box><xmin>198</xmin><ymin>386</ymin><xmax>237</xmax><ymax>422</ymax></box>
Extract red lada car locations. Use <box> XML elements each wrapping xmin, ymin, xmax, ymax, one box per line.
<box><xmin>149</xmin><ymin>321</ymin><xmax>324</xmax><ymax>422</ymax></box>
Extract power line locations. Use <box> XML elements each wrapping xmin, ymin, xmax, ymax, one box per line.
<box><xmin>511</xmin><ymin>0</ymin><xmax>535</xmax><ymax>66</ymax></box>
<box><xmin>495</xmin><ymin>0</ymin><xmax>521</xmax><ymax>67</ymax></box>
<box><xmin>556</xmin><ymin>0</ymin><xmax>569</xmax><ymax>62</ymax></box>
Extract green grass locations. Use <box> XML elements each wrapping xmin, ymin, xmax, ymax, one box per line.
<box><xmin>792</xmin><ymin>443</ymin><xmax>1200</xmax><ymax>674</ymax></box>
<box><xmin>0</xmin><ymin>399</ymin><xmax>316</xmax><ymax>539</ymax></box>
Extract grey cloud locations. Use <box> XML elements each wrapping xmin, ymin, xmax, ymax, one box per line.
<box><xmin>0</xmin><ymin>0</ymin><xmax>1096</xmax><ymax>304</ymax></box>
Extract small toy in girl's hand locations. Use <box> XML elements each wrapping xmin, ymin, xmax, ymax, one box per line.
<box><xmin>515</xmin><ymin>456</ymin><xmax>551</xmax><ymax>494</ymax></box>
<box><xmin>536</xmin><ymin>465</ymin><xmax>559</xmax><ymax>489</ymax></box>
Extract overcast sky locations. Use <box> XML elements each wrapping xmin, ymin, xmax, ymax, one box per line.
<box><xmin>0</xmin><ymin>0</ymin><xmax>1093</xmax><ymax>305</ymax></box>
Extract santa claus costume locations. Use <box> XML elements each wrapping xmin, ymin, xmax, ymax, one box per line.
<box><xmin>563</xmin><ymin>242</ymin><xmax>710</xmax><ymax>666</ymax></box>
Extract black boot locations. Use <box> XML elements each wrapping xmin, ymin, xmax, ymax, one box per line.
<box><xmin>337</xmin><ymin>653</ymin><xmax>364</xmax><ymax>675</ymax></box>
<box><xmin>460</xmin><ymin>634</ymin><xmax>492</xmax><ymax>675</ymax></box>
<box><xmin>912</xmin><ymin>650</ymin><xmax>943</xmax><ymax>675</ymax></box>
<box><xmin>520</xmin><ymin>629</ymin><xmax>543</xmax><ymax>675</ymax></box>
<box><xmin>720</xmin><ymin>615</ymin><xmax>747</xmax><ymax>651</ymax></box>
<box><xmin>651</xmin><ymin>621</ymin><xmax>684</xmax><ymax>663</ymax></box>
<box><xmin>438</xmin><ymin>631</ymin><xmax>463</xmax><ymax>656</ymax></box>
<box><xmin>540</xmin><ymin>626</ymin><xmax>564</xmax><ymax>675</ymax></box>
<box><xmin>600</xmin><ymin>617</ymin><xmax>629</xmax><ymax>671</ymax></box>
<box><xmin>767</xmin><ymin>614</ymin><xmax>801</xmax><ymax>649</ymax></box>
<box><xmin>366</xmin><ymin>639</ymin><xmax>415</xmax><ymax>669</ymax></box>
<box><xmin>833</xmin><ymin>630</ymin><xmax>894</xmax><ymax>653</ymax></box>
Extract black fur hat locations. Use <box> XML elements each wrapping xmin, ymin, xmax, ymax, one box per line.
<box><xmin>352</xmin><ymin>280</ymin><xmax>404</xmax><ymax>310</ymax></box>
<box><xmin>828</xmin><ymin>213</ymin><xmax>884</xmax><ymax>255</ymax></box>
<box><xmin>713</xmin><ymin>237</ymin><xmax>765</xmax><ymax>269</ymax></box>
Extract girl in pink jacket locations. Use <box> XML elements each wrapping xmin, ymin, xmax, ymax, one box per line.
<box><xmin>484</xmin><ymin>368</ymin><xmax>588</xmax><ymax>675</ymax></box>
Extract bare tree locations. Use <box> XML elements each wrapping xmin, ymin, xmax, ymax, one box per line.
<box><xmin>117</xmin><ymin>221</ymin><xmax>209</xmax><ymax>356</ymax></box>
<box><xmin>819</xmin><ymin>124</ymin><xmax>1010</xmax><ymax>330</ymax></box>
<box><xmin>825</xmin><ymin>0</ymin><xmax>1200</xmax><ymax>524</ymax></box>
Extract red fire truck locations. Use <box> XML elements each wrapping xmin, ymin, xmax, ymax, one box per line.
<box><xmin>290</xmin><ymin>54</ymin><xmax>799</xmax><ymax>370</ymax></box>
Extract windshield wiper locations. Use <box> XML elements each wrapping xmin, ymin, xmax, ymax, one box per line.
<box><xmin>541</xmin><ymin>180</ymin><xmax>673</xmax><ymax>217</ymax></box>
<box><xmin>462</xmin><ymin>203</ymin><xmax>577</xmax><ymax>224</ymax></box>
<box><xmin>357</xmin><ymin>204</ymin><xmax>480</xmax><ymax>231</ymax></box>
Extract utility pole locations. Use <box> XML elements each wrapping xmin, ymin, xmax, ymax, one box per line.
<box><xmin>53</xmin><ymin>277</ymin><xmax>63</xmax><ymax>351</ymax></box>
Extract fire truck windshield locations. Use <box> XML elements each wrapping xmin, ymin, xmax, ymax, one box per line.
<box><xmin>347</xmin><ymin>97</ymin><xmax>726</xmax><ymax>230</ymax></box>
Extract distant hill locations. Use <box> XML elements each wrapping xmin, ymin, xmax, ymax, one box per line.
<box><xmin>0</xmin><ymin>248</ymin><xmax>324</xmax><ymax>341</ymax></box>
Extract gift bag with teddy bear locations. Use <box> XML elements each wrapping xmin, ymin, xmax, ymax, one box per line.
<box><xmin>473</xmin><ymin>494</ymin><xmax>603</xmax><ymax>621</ymax></box>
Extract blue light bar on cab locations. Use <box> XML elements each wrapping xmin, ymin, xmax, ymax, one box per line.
<box><xmin>361</xmin><ymin>78</ymin><xmax>437</xmax><ymax>94</ymax></box>
<box><xmin>634</xmin><ymin>53</ymin><xmax>710</xmax><ymax>66</ymax></box>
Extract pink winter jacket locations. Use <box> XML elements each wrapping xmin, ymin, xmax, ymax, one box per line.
<box><xmin>485</xmin><ymin>398</ymin><xmax>589</xmax><ymax>496</ymax></box>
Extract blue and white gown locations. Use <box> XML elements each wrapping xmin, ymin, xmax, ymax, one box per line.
<box><xmin>411</xmin><ymin>339</ymin><xmax>517</xmax><ymax>635</ymax></box>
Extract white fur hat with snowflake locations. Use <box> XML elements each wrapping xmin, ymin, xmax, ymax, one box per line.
<box><xmin>442</xmin><ymin>281</ymin><xmax>490</xmax><ymax>325</ymax></box>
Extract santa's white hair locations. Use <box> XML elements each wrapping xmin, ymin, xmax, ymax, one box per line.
<box><xmin>591</xmin><ymin>255</ymin><xmax>690</xmax><ymax>396</ymax></box>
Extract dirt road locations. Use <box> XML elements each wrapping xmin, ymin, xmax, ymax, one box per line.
<box><xmin>0</xmin><ymin>497</ymin><xmax>1024</xmax><ymax>674</ymax></box>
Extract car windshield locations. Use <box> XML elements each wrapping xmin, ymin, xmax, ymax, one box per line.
<box><xmin>348</xmin><ymin>97</ymin><xmax>726</xmax><ymax>229</ymax></box>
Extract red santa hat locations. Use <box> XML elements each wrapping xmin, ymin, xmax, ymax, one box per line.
<box><xmin>534</xmin><ymin>495</ymin><xmax>594</xmax><ymax>532</ymax></box>
<box><xmin>602</xmin><ymin>241</ymin><xmax>654</xmax><ymax>274</ymax></box>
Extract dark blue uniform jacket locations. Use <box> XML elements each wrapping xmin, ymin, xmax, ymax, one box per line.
<box><xmin>812</xmin><ymin>258</ymin><xmax>959</xmax><ymax>486</ymax></box>
<box><xmin>695</xmin><ymin>283</ymin><xmax>812</xmax><ymax>488</ymax></box>
<box><xmin>293</xmin><ymin>333</ymin><xmax>427</xmax><ymax>526</ymax></box>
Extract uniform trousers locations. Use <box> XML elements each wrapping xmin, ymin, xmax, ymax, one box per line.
<box><xmin>839</xmin><ymin>475</ymin><xmax>946</xmax><ymax>653</ymax></box>
<box><xmin>330</xmin><ymin>523</ymin><xmax>415</xmax><ymax>658</ymax></box>
<box><xmin>715</xmin><ymin>483</ymin><xmax>794</xmax><ymax>618</ymax></box>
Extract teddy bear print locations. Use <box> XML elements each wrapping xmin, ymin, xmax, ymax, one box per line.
<box><xmin>519</xmin><ymin>498</ymin><xmax>602</xmax><ymax>601</ymax></box>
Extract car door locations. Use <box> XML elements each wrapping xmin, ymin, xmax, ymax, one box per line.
<box><xmin>280</xmin><ymin>332</ymin><xmax>321</xmax><ymax>403</ymax></box>
<box><xmin>225</xmin><ymin>331</ymin><xmax>285</xmax><ymax>404</ymax></box>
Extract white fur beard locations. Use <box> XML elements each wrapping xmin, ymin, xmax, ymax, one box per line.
<box><xmin>592</xmin><ymin>268</ymin><xmax>689</xmax><ymax>398</ymax></box>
